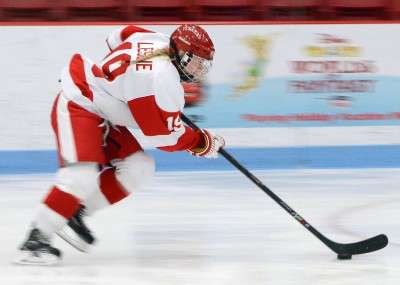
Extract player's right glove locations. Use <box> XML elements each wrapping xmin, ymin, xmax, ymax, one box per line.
<box><xmin>187</xmin><ymin>129</ymin><xmax>225</xmax><ymax>159</ymax></box>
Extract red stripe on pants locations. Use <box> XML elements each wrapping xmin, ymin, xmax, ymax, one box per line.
<box><xmin>43</xmin><ymin>186</ymin><xmax>80</xmax><ymax>219</ymax></box>
<box><xmin>67</xmin><ymin>100</ymin><xmax>105</xmax><ymax>164</ymax></box>
<box><xmin>50</xmin><ymin>94</ymin><xmax>64</xmax><ymax>167</ymax></box>
<box><xmin>100</xmin><ymin>168</ymin><xmax>129</xmax><ymax>204</ymax></box>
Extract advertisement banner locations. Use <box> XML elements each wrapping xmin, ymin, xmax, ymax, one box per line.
<box><xmin>180</xmin><ymin>24</ymin><xmax>400</xmax><ymax>128</ymax></box>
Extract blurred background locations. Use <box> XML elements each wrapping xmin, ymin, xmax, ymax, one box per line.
<box><xmin>1</xmin><ymin>0</ymin><xmax>400</xmax><ymax>172</ymax></box>
<box><xmin>0</xmin><ymin>0</ymin><xmax>400</xmax><ymax>22</ymax></box>
<box><xmin>0</xmin><ymin>4</ymin><xmax>398</xmax><ymax>283</ymax></box>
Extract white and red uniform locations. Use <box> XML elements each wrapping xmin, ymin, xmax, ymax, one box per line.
<box><xmin>16</xmin><ymin>25</ymin><xmax>222</xmax><ymax>265</ymax></box>
<box><xmin>41</xmin><ymin>26</ymin><xmax>204</xmax><ymax>231</ymax></box>
<box><xmin>56</xmin><ymin>25</ymin><xmax>202</xmax><ymax>166</ymax></box>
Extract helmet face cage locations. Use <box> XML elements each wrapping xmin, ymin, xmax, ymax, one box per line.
<box><xmin>178</xmin><ymin>52</ymin><xmax>212</xmax><ymax>82</ymax></box>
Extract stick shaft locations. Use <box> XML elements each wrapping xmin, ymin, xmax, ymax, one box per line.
<box><xmin>181</xmin><ymin>114</ymin><xmax>333</xmax><ymax>250</ymax></box>
<box><xmin>181</xmin><ymin>114</ymin><xmax>389</xmax><ymax>256</ymax></box>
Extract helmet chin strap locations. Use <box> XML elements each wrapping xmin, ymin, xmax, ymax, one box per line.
<box><xmin>170</xmin><ymin>44</ymin><xmax>195</xmax><ymax>82</ymax></box>
<box><xmin>171</xmin><ymin>59</ymin><xmax>194</xmax><ymax>82</ymax></box>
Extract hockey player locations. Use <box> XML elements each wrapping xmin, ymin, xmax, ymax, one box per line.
<box><xmin>15</xmin><ymin>24</ymin><xmax>225</xmax><ymax>265</ymax></box>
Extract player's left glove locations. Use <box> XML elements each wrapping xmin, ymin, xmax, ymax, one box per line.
<box><xmin>187</xmin><ymin>129</ymin><xmax>225</xmax><ymax>159</ymax></box>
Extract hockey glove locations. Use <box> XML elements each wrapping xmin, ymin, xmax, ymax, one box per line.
<box><xmin>187</xmin><ymin>129</ymin><xmax>225</xmax><ymax>159</ymax></box>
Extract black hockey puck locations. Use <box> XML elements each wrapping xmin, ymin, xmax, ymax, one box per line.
<box><xmin>337</xmin><ymin>254</ymin><xmax>352</xmax><ymax>260</ymax></box>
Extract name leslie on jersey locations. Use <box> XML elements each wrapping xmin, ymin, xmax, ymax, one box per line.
<box><xmin>136</xmin><ymin>42</ymin><xmax>154</xmax><ymax>71</ymax></box>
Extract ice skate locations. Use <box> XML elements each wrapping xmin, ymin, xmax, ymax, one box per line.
<box><xmin>57</xmin><ymin>205</ymin><xmax>96</xmax><ymax>252</ymax></box>
<box><xmin>14</xmin><ymin>228</ymin><xmax>61</xmax><ymax>266</ymax></box>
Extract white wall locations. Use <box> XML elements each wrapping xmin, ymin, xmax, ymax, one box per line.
<box><xmin>1</xmin><ymin>24</ymin><xmax>400</xmax><ymax>150</ymax></box>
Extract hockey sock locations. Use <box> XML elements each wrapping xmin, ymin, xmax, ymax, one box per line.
<box><xmin>34</xmin><ymin>186</ymin><xmax>80</xmax><ymax>239</ymax></box>
<box><xmin>83</xmin><ymin>167</ymin><xmax>130</xmax><ymax>215</ymax></box>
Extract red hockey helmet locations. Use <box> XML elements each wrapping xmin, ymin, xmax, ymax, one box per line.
<box><xmin>170</xmin><ymin>24</ymin><xmax>215</xmax><ymax>82</ymax></box>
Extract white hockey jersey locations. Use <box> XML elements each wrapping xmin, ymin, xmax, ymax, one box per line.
<box><xmin>60</xmin><ymin>26</ymin><xmax>202</xmax><ymax>152</ymax></box>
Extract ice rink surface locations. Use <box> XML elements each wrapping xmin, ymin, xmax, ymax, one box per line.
<box><xmin>0</xmin><ymin>168</ymin><xmax>398</xmax><ymax>285</ymax></box>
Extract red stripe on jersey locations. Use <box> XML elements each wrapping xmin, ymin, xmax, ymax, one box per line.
<box><xmin>112</xmin><ymin>42</ymin><xmax>132</xmax><ymax>53</ymax></box>
<box><xmin>44</xmin><ymin>186</ymin><xmax>80</xmax><ymax>219</ymax></box>
<box><xmin>158</xmin><ymin>126</ymin><xmax>202</xmax><ymax>152</ymax></box>
<box><xmin>128</xmin><ymin>95</ymin><xmax>202</xmax><ymax>151</ymax></box>
<box><xmin>69</xmin><ymin>54</ymin><xmax>94</xmax><ymax>101</ymax></box>
<box><xmin>100</xmin><ymin>168</ymin><xmax>129</xmax><ymax>204</ymax></box>
<box><xmin>128</xmin><ymin>95</ymin><xmax>171</xmax><ymax>136</ymax></box>
<box><xmin>120</xmin><ymin>25</ymin><xmax>154</xmax><ymax>42</ymax></box>
<box><xmin>103</xmin><ymin>42</ymin><xmax>132</xmax><ymax>59</ymax></box>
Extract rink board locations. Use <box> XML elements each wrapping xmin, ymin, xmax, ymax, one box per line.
<box><xmin>1</xmin><ymin>145</ymin><xmax>400</xmax><ymax>174</ymax></box>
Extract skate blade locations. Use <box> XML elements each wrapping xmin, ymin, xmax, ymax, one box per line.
<box><xmin>13</xmin><ymin>251</ymin><xmax>60</xmax><ymax>266</ymax></box>
<box><xmin>57</xmin><ymin>228</ymin><xmax>91</xmax><ymax>253</ymax></box>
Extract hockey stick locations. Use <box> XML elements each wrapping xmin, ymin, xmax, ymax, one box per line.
<box><xmin>181</xmin><ymin>114</ymin><xmax>388</xmax><ymax>259</ymax></box>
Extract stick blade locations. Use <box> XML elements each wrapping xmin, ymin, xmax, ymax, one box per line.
<box><xmin>330</xmin><ymin>234</ymin><xmax>388</xmax><ymax>256</ymax></box>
